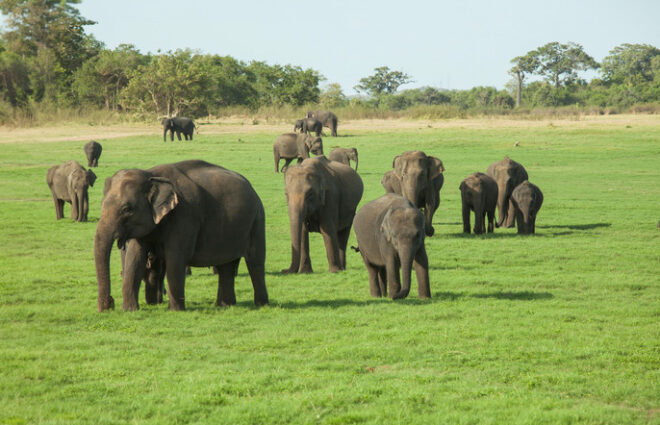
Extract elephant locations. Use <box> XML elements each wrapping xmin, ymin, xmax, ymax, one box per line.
<box><xmin>95</xmin><ymin>159</ymin><xmax>269</xmax><ymax>312</ymax></box>
<box><xmin>328</xmin><ymin>147</ymin><xmax>358</xmax><ymax>171</ymax></box>
<box><xmin>120</xmin><ymin>241</ymin><xmax>166</xmax><ymax>305</ymax></box>
<box><xmin>381</xmin><ymin>151</ymin><xmax>445</xmax><ymax>237</ymax></box>
<box><xmin>486</xmin><ymin>157</ymin><xmax>528</xmax><ymax>228</ymax></box>
<box><xmin>459</xmin><ymin>172</ymin><xmax>498</xmax><ymax>234</ymax></box>
<box><xmin>511</xmin><ymin>181</ymin><xmax>543</xmax><ymax>234</ymax></box>
<box><xmin>307</xmin><ymin>110</ymin><xmax>338</xmax><ymax>137</ymax></box>
<box><xmin>282</xmin><ymin>156</ymin><xmax>363</xmax><ymax>274</ymax></box>
<box><xmin>353</xmin><ymin>193</ymin><xmax>431</xmax><ymax>300</ymax></box>
<box><xmin>294</xmin><ymin>118</ymin><xmax>323</xmax><ymax>136</ymax></box>
<box><xmin>47</xmin><ymin>160</ymin><xmax>97</xmax><ymax>222</ymax></box>
<box><xmin>273</xmin><ymin>132</ymin><xmax>323</xmax><ymax>173</ymax></box>
<box><xmin>84</xmin><ymin>141</ymin><xmax>102</xmax><ymax>167</ymax></box>
<box><xmin>161</xmin><ymin>117</ymin><xmax>195</xmax><ymax>142</ymax></box>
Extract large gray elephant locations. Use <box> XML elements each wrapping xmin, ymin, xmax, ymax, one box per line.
<box><xmin>294</xmin><ymin>118</ymin><xmax>323</xmax><ymax>136</ymax></box>
<box><xmin>47</xmin><ymin>160</ymin><xmax>97</xmax><ymax>222</ymax></box>
<box><xmin>486</xmin><ymin>157</ymin><xmax>528</xmax><ymax>228</ymax></box>
<box><xmin>84</xmin><ymin>141</ymin><xmax>102</xmax><ymax>167</ymax></box>
<box><xmin>95</xmin><ymin>160</ymin><xmax>269</xmax><ymax>312</ymax></box>
<box><xmin>273</xmin><ymin>133</ymin><xmax>323</xmax><ymax>173</ymax></box>
<box><xmin>381</xmin><ymin>151</ymin><xmax>444</xmax><ymax>236</ymax></box>
<box><xmin>459</xmin><ymin>172</ymin><xmax>498</xmax><ymax>234</ymax></box>
<box><xmin>161</xmin><ymin>117</ymin><xmax>195</xmax><ymax>141</ymax></box>
<box><xmin>353</xmin><ymin>194</ymin><xmax>430</xmax><ymax>300</ymax></box>
<box><xmin>328</xmin><ymin>147</ymin><xmax>358</xmax><ymax>171</ymax></box>
<box><xmin>282</xmin><ymin>156</ymin><xmax>363</xmax><ymax>274</ymax></box>
<box><xmin>511</xmin><ymin>181</ymin><xmax>543</xmax><ymax>234</ymax></box>
<box><xmin>307</xmin><ymin>110</ymin><xmax>338</xmax><ymax>137</ymax></box>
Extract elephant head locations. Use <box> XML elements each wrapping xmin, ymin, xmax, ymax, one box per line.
<box><xmin>161</xmin><ymin>118</ymin><xmax>174</xmax><ymax>141</ymax></box>
<box><xmin>381</xmin><ymin>205</ymin><xmax>426</xmax><ymax>299</ymax></box>
<box><xmin>304</xmin><ymin>135</ymin><xmax>324</xmax><ymax>156</ymax></box>
<box><xmin>95</xmin><ymin>169</ymin><xmax>179</xmax><ymax>311</ymax></box>
<box><xmin>487</xmin><ymin>157</ymin><xmax>528</xmax><ymax>228</ymax></box>
<box><xmin>283</xmin><ymin>166</ymin><xmax>325</xmax><ymax>273</ymax></box>
<box><xmin>294</xmin><ymin>119</ymin><xmax>304</xmax><ymax>133</ymax></box>
<box><xmin>392</xmin><ymin>151</ymin><xmax>444</xmax><ymax>235</ymax></box>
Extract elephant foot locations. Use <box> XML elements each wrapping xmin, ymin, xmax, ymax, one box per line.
<box><xmin>281</xmin><ymin>267</ymin><xmax>297</xmax><ymax>274</ymax></box>
<box><xmin>216</xmin><ymin>300</ymin><xmax>235</xmax><ymax>307</ymax></box>
<box><xmin>328</xmin><ymin>266</ymin><xmax>342</xmax><ymax>273</ymax></box>
<box><xmin>98</xmin><ymin>295</ymin><xmax>115</xmax><ymax>312</ymax></box>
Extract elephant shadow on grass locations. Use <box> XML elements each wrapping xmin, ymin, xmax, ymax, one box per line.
<box><xmin>538</xmin><ymin>223</ymin><xmax>611</xmax><ymax>231</ymax></box>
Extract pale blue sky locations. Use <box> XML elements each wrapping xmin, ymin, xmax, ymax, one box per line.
<box><xmin>77</xmin><ymin>0</ymin><xmax>660</xmax><ymax>93</ymax></box>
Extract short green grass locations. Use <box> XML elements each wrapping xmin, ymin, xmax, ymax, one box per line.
<box><xmin>0</xmin><ymin>121</ymin><xmax>659</xmax><ymax>425</ymax></box>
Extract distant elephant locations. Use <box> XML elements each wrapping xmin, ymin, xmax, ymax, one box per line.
<box><xmin>307</xmin><ymin>110</ymin><xmax>338</xmax><ymax>137</ymax></box>
<box><xmin>47</xmin><ymin>160</ymin><xmax>97</xmax><ymax>222</ymax></box>
<box><xmin>161</xmin><ymin>117</ymin><xmax>195</xmax><ymax>142</ymax></box>
<box><xmin>294</xmin><ymin>118</ymin><xmax>323</xmax><ymax>136</ymax></box>
<box><xmin>486</xmin><ymin>157</ymin><xmax>528</xmax><ymax>228</ymax></box>
<box><xmin>511</xmin><ymin>181</ymin><xmax>543</xmax><ymax>234</ymax></box>
<box><xmin>273</xmin><ymin>133</ymin><xmax>323</xmax><ymax>173</ymax></box>
<box><xmin>328</xmin><ymin>147</ymin><xmax>358</xmax><ymax>171</ymax></box>
<box><xmin>381</xmin><ymin>151</ymin><xmax>445</xmax><ymax>236</ymax></box>
<box><xmin>353</xmin><ymin>193</ymin><xmax>430</xmax><ymax>300</ymax></box>
<box><xmin>459</xmin><ymin>172</ymin><xmax>498</xmax><ymax>234</ymax></box>
<box><xmin>282</xmin><ymin>156</ymin><xmax>363</xmax><ymax>274</ymax></box>
<box><xmin>84</xmin><ymin>141</ymin><xmax>102</xmax><ymax>167</ymax></box>
<box><xmin>95</xmin><ymin>160</ymin><xmax>269</xmax><ymax>312</ymax></box>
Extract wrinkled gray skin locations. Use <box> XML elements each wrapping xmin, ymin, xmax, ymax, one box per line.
<box><xmin>273</xmin><ymin>133</ymin><xmax>324</xmax><ymax>173</ymax></box>
<box><xmin>307</xmin><ymin>110</ymin><xmax>338</xmax><ymax>137</ymax></box>
<box><xmin>381</xmin><ymin>151</ymin><xmax>445</xmax><ymax>236</ymax></box>
<box><xmin>511</xmin><ymin>180</ymin><xmax>543</xmax><ymax>234</ymax></box>
<box><xmin>294</xmin><ymin>118</ymin><xmax>323</xmax><ymax>136</ymax></box>
<box><xmin>486</xmin><ymin>157</ymin><xmax>528</xmax><ymax>228</ymax></box>
<box><xmin>283</xmin><ymin>156</ymin><xmax>363</xmax><ymax>274</ymax></box>
<box><xmin>459</xmin><ymin>172</ymin><xmax>498</xmax><ymax>234</ymax></box>
<box><xmin>161</xmin><ymin>117</ymin><xmax>195</xmax><ymax>141</ymax></box>
<box><xmin>328</xmin><ymin>147</ymin><xmax>358</xmax><ymax>171</ymax></box>
<box><xmin>84</xmin><ymin>141</ymin><xmax>102</xmax><ymax>167</ymax></box>
<box><xmin>47</xmin><ymin>160</ymin><xmax>97</xmax><ymax>222</ymax></box>
<box><xmin>353</xmin><ymin>194</ymin><xmax>430</xmax><ymax>300</ymax></box>
<box><xmin>95</xmin><ymin>160</ymin><xmax>268</xmax><ymax>312</ymax></box>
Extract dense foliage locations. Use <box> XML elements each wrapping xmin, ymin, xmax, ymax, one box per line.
<box><xmin>0</xmin><ymin>1</ymin><xmax>659</xmax><ymax>122</ymax></box>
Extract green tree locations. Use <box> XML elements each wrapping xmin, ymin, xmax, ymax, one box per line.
<box><xmin>247</xmin><ymin>61</ymin><xmax>321</xmax><ymax>107</ymax></box>
<box><xmin>532</xmin><ymin>42</ymin><xmax>599</xmax><ymax>88</ymax></box>
<box><xmin>319</xmin><ymin>83</ymin><xmax>348</xmax><ymax>108</ymax></box>
<box><xmin>509</xmin><ymin>54</ymin><xmax>539</xmax><ymax>107</ymax></box>
<box><xmin>0</xmin><ymin>44</ymin><xmax>30</xmax><ymax>106</ymax></box>
<box><xmin>354</xmin><ymin>66</ymin><xmax>413</xmax><ymax>97</ymax></box>
<box><xmin>601</xmin><ymin>43</ymin><xmax>660</xmax><ymax>86</ymax></box>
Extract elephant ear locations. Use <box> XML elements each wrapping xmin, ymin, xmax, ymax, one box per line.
<box><xmin>86</xmin><ymin>170</ymin><xmax>97</xmax><ymax>187</ymax></box>
<box><xmin>148</xmin><ymin>177</ymin><xmax>178</xmax><ymax>225</ymax></box>
<box><xmin>380</xmin><ymin>209</ymin><xmax>394</xmax><ymax>243</ymax></box>
<box><xmin>392</xmin><ymin>155</ymin><xmax>403</xmax><ymax>177</ymax></box>
<box><xmin>427</xmin><ymin>156</ymin><xmax>445</xmax><ymax>182</ymax></box>
<box><xmin>103</xmin><ymin>177</ymin><xmax>113</xmax><ymax>196</ymax></box>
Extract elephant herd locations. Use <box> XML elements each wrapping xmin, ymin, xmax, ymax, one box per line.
<box><xmin>44</xmin><ymin>111</ymin><xmax>543</xmax><ymax>312</ymax></box>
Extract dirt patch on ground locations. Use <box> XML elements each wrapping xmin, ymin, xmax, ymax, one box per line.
<box><xmin>0</xmin><ymin>114</ymin><xmax>657</xmax><ymax>144</ymax></box>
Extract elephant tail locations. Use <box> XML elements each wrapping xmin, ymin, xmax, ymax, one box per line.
<box><xmin>350</xmin><ymin>245</ymin><xmax>360</xmax><ymax>253</ymax></box>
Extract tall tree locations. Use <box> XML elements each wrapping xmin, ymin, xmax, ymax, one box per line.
<box><xmin>601</xmin><ymin>43</ymin><xmax>660</xmax><ymax>86</ymax></box>
<box><xmin>354</xmin><ymin>66</ymin><xmax>413</xmax><ymax>97</ymax></box>
<box><xmin>509</xmin><ymin>54</ymin><xmax>538</xmax><ymax>107</ymax></box>
<box><xmin>533</xmin><ymin>42</ymin><xmax>599</xmax><ymax>88</ymax></box>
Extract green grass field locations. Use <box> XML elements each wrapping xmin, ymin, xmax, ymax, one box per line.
<box><xmin>1</xmin><ymin>119</ymin><xmax>659</xmax><ymax>424</ymax></box>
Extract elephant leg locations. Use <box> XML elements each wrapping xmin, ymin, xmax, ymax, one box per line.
<box><xmin>377</xmin><ymin>268</ymin><xmax>387</xmax><ymax>297</ymax></box>
<box><xmin>385</xmin><ymin>256</ymin><xmax>401</xmax><ymax>299</ymax></box>
<box><xmin>462</xmin><ymin>202</ymin><xmax>471</xmax><ymax>234</ymax></box>
<box><xmin>504</xmin><ymin>199</ymin><xmax>516</xmax><ymax>228</ymax></box>
<box><xmin>164</xmin><ymin>254</ymin><xmax>187</xmax><ymax>311</ymax></box>
<box><xmin>176</xmin><ymin>131</ymin><xmax>182</xmax><ymax>141</ymax></box>
<box><xmin>363</xmin><ymin>259</ymin><xmax>382</xmax><ymax>297</ymax></box>
<box><xmin>337</xmin><ymin>227</ymin><xmax>351</xmax><ymax>270</ymax></box>
<box><xmin>245</xmin><ymin>222</ymin><xmax>269</xmax><ymax>306</ymax></box>
<box><xmin>282</xmin><ymin>158</ymin><xmax>294</xmax><ymax>173</ymax></box>
<box><xmin>170</xmin><ymin>130</ymin><xmax>174</xmax><ymax>142</ymax></box>
<box><xmin>122</xmin><ymin>239</ymin><xmax>147</xmax><ymax>311</ymax></box>
<box><xmin>216</xmin><ymin>259</ymin><xmax>240</xmax><ymax>307</ymax></box>
<box><xmin>51</xmin><ymin>193</ymin><xmax>63</xmax><ymax>219</ymax></box>
<box><xmin>71</xmin><ymin>194</ymin><xmax>79</xmax><ymax>221</ymax></box>
<box><xmin>487</xmin><ymin>208</ymin><xmax>495</xmax><ymax>233</ymax></box>
<box><xmin>414</xmin><ymin>248</ymin><xmax>431</xmax><ymax>299</ymax></box>
<box><xmin>474</xmin><ymin>208</ymin><xmax>484</xmax><ymax>235</ymax></box>
<box><xmin>298</xmin><ymin>225</ymin><xmax>313</xmax><ymax>273</ymax></box>
<box><xmin>320</xmin><ymin>223</ymin><xmax>342</xmax><ymax>273</ymax></box>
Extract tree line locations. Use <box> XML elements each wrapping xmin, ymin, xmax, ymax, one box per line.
<box><xmin>0</xmin><ymin>0</ymin><xmax>659</xmax><ymax>122</ymax></box>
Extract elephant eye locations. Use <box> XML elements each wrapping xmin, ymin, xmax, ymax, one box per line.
<box><xmin>120</xmin><ymin>204</ymin><xmax>133</xmax><ymax>215</ymax></box>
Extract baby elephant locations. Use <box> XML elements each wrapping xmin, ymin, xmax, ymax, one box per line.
<box><xmin>511</xmin><ymin>181</ymin><xmax>543</xmax><ymax>234</ymax></box>
<box><xmin>46</xmin><ymin>160</ymin><xmax>96</xmax><ymax>222</ymax></box>
<box><xmin>84</xmin><ymin>141</ymin><xmax>102</xmax><ymax>167</ymax></box>
<box><xmin>328</xmin><ymin>147</ymin><xmax>358</xmax><ymax>171</ymax></box>
<box><xmin>460</xmin><ymin>172</ymin><xmax>498</xmax><ymax>234</ymax></box>
<box><xmin>353</xmin><ymin>193</ymin><xmax>431</xmax><ymax>300</ymax></box>
<box><xmin>273</xmin><ymin>133</ymin><xmax>323</xmax><ymax>172</ymax></box>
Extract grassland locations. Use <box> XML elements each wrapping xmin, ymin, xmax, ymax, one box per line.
<box><xmin>0</xmin><ymin>117</ymin><xmax>658</xmax><ymax>424</ymax></box>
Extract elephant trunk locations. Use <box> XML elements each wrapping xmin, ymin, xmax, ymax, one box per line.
<box><xmin>163</xmin><ymin>127</ymin><xmax>167</xmax><ymax>142</ymax></box>
<box><xmin>95</xmin><ymin>220</ymin><xmax>116</xmax><ymax>312</ymax></box>
<box><xmin>496</xmin><ymin>183</ymin><xmax>508</xmax><ymax>228</ymax></box>
<box><xmin>393</xmin><ymin>247</ymin><xmax>413</xmax><ymax>300</ymax></box>
<box><xmin>353</xmin><ymin>153</ymin><xmax>358</xmax><ymax>172</ymax></box>
<box><xmin>284</xmin><ymin>200</ymin><xmax>305</xmax><ymax>273</ymax></box>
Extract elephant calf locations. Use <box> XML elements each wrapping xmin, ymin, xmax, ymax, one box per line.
<box><xmin>84</xmin><ymin>141</ymin><xmax>102</xmax><ymax>167</ymax></box>
<box><xmin>353</xmin><ymin>194</ymin><xmax>431</xmax><ymax>300</ymax></box>
<box><xmin>294</xmin><ymin>118</ymin><xmax>323</xmax><ymax>136</ymax></box>
<box><xmin>511</xmin><ymin>181</ymin><xmax>543</xmax><ymax>234</ymax></box>
<box><xmin>459</xmin><ymin>172</ymin><xmax>498</xmax><ymax>234</ymax></box>
<box><xmin>328</xmin><ymin>147</ymin><xmax>358</xmax><ymax>171</ymax></box>
<box><xmin>162</xmin><ymin>117</ymin><xmax>195</xmax><ymax>142</ymax></box>
<box><xmin>47</xmin><ymin>160</ymin><xmax>97</xmax><ymax>222</ymax></box>
<box><xmin>273</xmin><ymin>133</ymin><xmax>323</xmax><ymax>173</ymax></box>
